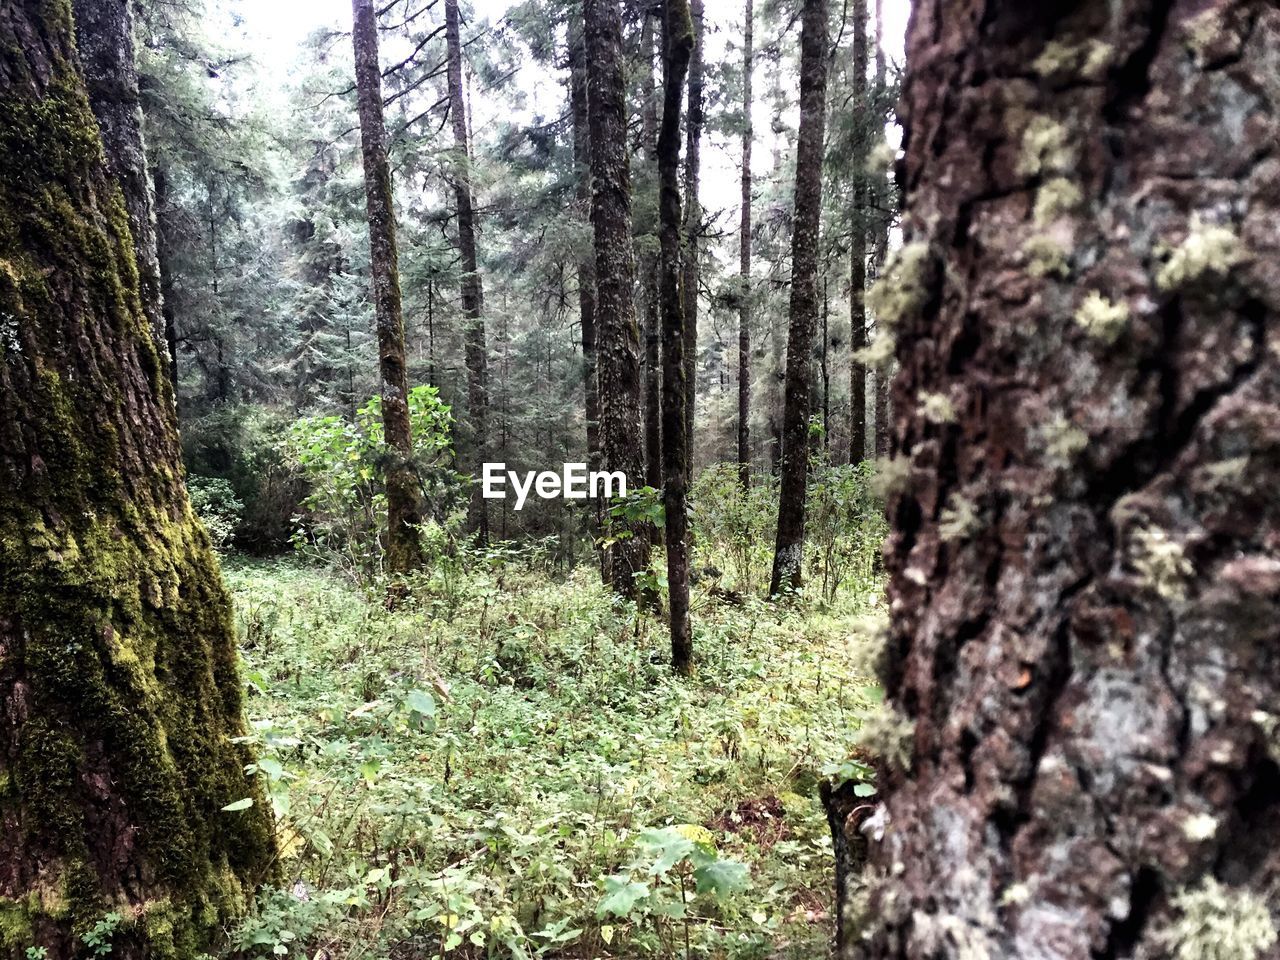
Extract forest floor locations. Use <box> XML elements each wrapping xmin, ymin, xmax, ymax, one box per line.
<box><xmin>220</xmin><ymin>556</ymin><xmax>882</xmax><ymax>960</ymax></box>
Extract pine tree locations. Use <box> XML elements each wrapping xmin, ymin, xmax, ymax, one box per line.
<box><xmin>680</xmin><ymin>0</ymin><xmax>704</xmax><ymax>477</ymax></box>
<box><xmin>351</xmin><ymin>0</ymin><xmax>426</xmax><ymax>574</ymax></box>
<box><xmin>737</xmin><ymin>0</ymin><xmax>753</xmax><ymax>489</ymax></box>
<box><xmin>768</xmin><ymin>0</ymin><xmax>828</xmax><ymax>596</ymax></box>
<box><xmin>858</xmin><ymin>2</ymin><xmax>1280</xmax><ymax>955</ymax></box>
<box><xmin>0</xmin><ymin>3</ymin><xmax>274</xmax><ymax>953</ymax></box>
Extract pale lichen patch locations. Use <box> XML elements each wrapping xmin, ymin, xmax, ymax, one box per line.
<box><xmin>1131</xmin><ymin>526</ymin><xmax>1193</xmax><ymax>601</ymax></box>
<box><xmin>918</xmin><ymin>391</ymin><xmax>956</xmax><ymax>424</ymax></box>
<box><xmin>939</xmin><ymin>495</ymin><xmax>979</xmax><ymax>543</ymax></box>
<box><xmin>1074</xmin><ymin>291</ymin><xmax>1129</xmax><ymax>343</ymax></box>
<box><xmin>1018</xmin><ymin>116</ymin><xmax>1073</xmax><ymax>177</ymax></box>
<box><xmin>1023</xmin><ymin>234</ymin><xmax>1071</xmax><ymax>279</ymax></box>
<box><xmin>1033</xmin><ymin>177</ymin><xmax>1082</xmax><ymax>225</ymax></box>
<box><xmin>1163</xmin><ymin>879</ymin><xmax>1277</xmax><ymax>960</ymax></box>
<box><xmin>866</xmin><ymin>242</ymin><xmax>933</xmax><ymax>328</ymax></box>
<box><xmin>1157</xmin><ymin>219</ymin><xmax>1245</xmax><ymax>291</ymax></box>
<box><xmin>856</xmin><ymin>705</ymin><xmax>916</xmax><ymax>771</ymax></box>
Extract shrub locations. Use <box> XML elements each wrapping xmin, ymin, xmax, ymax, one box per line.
<box><xmin>187</xmin><ymin>476</ymin><xmax>244</xmax><ymax>551</ymax></box>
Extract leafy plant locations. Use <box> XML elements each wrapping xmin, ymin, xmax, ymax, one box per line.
<box><xmin>188</xmin><ymin>475</ymin><xmax>244</xmax><ymax>550</ymax></box>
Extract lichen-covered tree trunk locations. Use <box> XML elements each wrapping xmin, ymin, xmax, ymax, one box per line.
<box><xmin>445</xmin><ymin>0</ymin><xmax>491</xmax><ymax>545</ymax></box>
<box><xmin>848</xmin><ymin>0</ymin><xmax>869</xmax><ymax>466</ymax></box>
<box><xmin>858</xmin><ymin>3</ymin><xmax>1280</xmax><ymax>958</ymax></box>
<box><xmin>0</xmin><ymin>3</ymin><xmax>275</xmax><ymax>957</ymax></box>
<box><xmin>658</xmin><ymin>0</ymin><xmax>693</xmax><ymax>674</ymax></box>
<box><xmin>737</xmin><ymin>0</ymin><xmax>753</xmax><ymax>490</ymax></box>
<box><xmin>569</xmin><ymin>16</ymin><xmax>604</xmax><ymax>577</ymax></box>
<box><xmin>680</xmin><ymin>0</ymin><xmax>703</xmax><ymax>479</ymax></box>
<box><xmin>640</xmin><ymin>13</ymin><xmax>663</xmax><ymax>491</ymax></box>
<box><xmin>351</xmin><ymin>0</ymin><xmax>426</xmax><ymax>575</ymax></box>
<box><xmin>767</xmin><ymin>0</ymin><xmax>827</xmax><ymax>597</ymax></box>
<box><xmin>72</xmin><ymin>0</ymin><xmax>164</xmax><ymax>352</ymax></box>
<box><xmin>585</xmin><ymin>0</ymin><xmax>650</xmax><ymax>598</ymax></box>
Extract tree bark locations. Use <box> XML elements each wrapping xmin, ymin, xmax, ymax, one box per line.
<box><xmin>658</xmin><ymin>0</ymin><xmax>693</xmax><ymax>674</ymax></box>
<box><xmin>569</xmin><ymin>14</ymin><xmax>604</xmax><ymax>574</ymax></box>
<box><xmin>352</xmin><ymin>0</ymin><xmax>426</xmax><ymax>574</ymax></box>
<box><xmin>848</xmin><ymin>0</ymin><xmax>869</xmax><ymax>465</ymax></box>
<box><xmin>72</xmin><ymin>0</ymin><xmax>165</xmax><ymax>353</ymax></box>
<box><xmin>640</xmin><ymin>13</ymin><xmax>663</xmax><ymax>491</ymax></box>
<box><xmin>0</xmin><ymin>5</ymin><xmax>275</xmax><ymax>956</ymax></box>
<box><xmin>585</xmin><ymin>0</ymin><xmax>650</xmax><ymax>598</ymax></box>
<box><xmin>870</xmin><ymin>0</ymin><xmax>890</xmax><ymax>460</ymax></box>
<box><xmin>737</xmin><ymin>0</ymin><xmax>753</xmax><ymax>489</ymax></box>
<box><xmin>680</xmin><ymin>0</ymin><xmax>703</xmax><ymax>480</ymax></box>
<box><xmin>445</xmin><ymin>0</ymin><xmax>490</xmax><ymax>544</ymax></box>
<box><xmin>859</xmin><ymin>2</ymin><xmax>1280</xmax><ymax>957</ymax></box>
<box><xmin>767</xmin><ymin>0</ymin><xmax>827</xmax><ymax>597</ymax></box>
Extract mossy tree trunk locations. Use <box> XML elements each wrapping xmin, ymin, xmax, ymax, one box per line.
<box><xmin>351</xmin><ymin>0</ymin><xmax>427</xmax><ymax>575</ymax></box>
<box><xmin>585</xmin><ymin>0</ymin><xmax>650</xmax><ymax>599</ymax></box>
<box><xmin>737</xmin><ymin>0</ymin><xmax>752</xmax><ymax>489</ymax></box>
<box><xmin>445</xmin><ymin>0</ymin><xmax>491</xmax><ymax>545</ymax></box>
<box><xmin>658</xmin><ymin>0</ymin><xmax>693</xmax><ymax>674</ymax></box>
<box><xmin>767</xmin><ymin>0</ymin><xmax>827</xmax><ymax>597</ymax></box>
<box><xmin>680</xmin><ymin>0</ymin><xmax>703</xmax><ymax>480</ymax></box>
<box><xmin>640</xmin><ymin>13</ymin><xmax>663</xmax><ymax>492</ymax></box>
<box><xmin>0</xmin><ymin>3</ymin><xmax>275</xmax><ymax>958</ymax></box>
<box><xmin>857</xmin><ymin>2</ymin><xmax>1280</xmax><ymax>957</ymax></box>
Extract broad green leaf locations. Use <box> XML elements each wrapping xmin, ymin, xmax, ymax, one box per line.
<box><xmin>693</xmin><ymin>859</ymin><xmax>749</xmax><ymax>899</ymax></box>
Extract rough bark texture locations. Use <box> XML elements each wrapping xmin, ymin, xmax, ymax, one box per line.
<box><xmin>71</xmin><ymin>0</ymin><xmax>164</xmax><ymax>351</ymax></box>
<box><xmin>659</xmin><ymin>0</ymin><xmax>693</xmax><ymax>675</ymax></box>
<box><xmin>0</xmin><ymin>2</ymin><xmax>275</xmax><ymax>956</ymax></box>
<box><xmin>767</xmin><ymin>0</ymin><xmax>827</xmax><ymax>596</ymax></box>
<box><xmin>585</xmin><ymin>0</ymin><xmax>649</xmax><ymax>598</ymax></box>
<box><xmin>445</xmin><ymin>0</ymin><xmax>490</xmax><ymax>544</ymax></box>
<box><xmin>849</xmin><ymin>0</ymin><xmax>869</xmax><ymax>466</ymax></box>
<box><xmin>680</xmin><ymin>0</ymin><xmax>703</xmax><ymax>478</ymax></box>
<box><xmin>737</xmin><ymin>0</ymin><xmax>753</xmax><ymax>489</ymax></box>
<box><xmin>640</xmin><ymin>14</ymin><xmax>663</xmax><ymax>491</ymax></box>
<box><xmin>859</xmin><ymin>3</ymin><xmax>1280</xmax><ymax>958</ymax></box>
<box><xmin>352</xmin><ymin>0</ymin><xmax>426</xmax><ymax>574</ymax></box>
<box><xmin>569</xmin><ymin>16</ymin><xmax>603</xmax><ymax>569</ymax></box>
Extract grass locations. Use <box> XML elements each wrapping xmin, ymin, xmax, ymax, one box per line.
<box><xmin>220</xmin><ymin>549</ymin><xmax>882</xmax><ymax>960</ymax></box>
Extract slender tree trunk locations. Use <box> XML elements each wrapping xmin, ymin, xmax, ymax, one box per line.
<box><xmin>569</xmin><ymin>19</ymin><xmax>604</xmax><ymax>577</ymax></box>
<box><xmin>640</xmin><ymin>14</ymin><xmax>663</xmax><ymax>490</ymax></box>
<box><xmin>680</xmin><ymin>0</ymin><xmax>703</xmax><ymax>481</ymax></box>
<box><xmin>737</xmin><ymin>0</ymin><xmax>753</xmax><ymax>489</ymax></box>
<box><xmin>870</xmin><ymin>0</ymin><xmax>890</xmax><ymax>460</ymax></box>
<box><xmin>585</xmin><ymin>0</ymin><xmax>650</xmax><ymax>598</ymax></box>
<box><xmin>352</xmin><ymin>0</ymin><xmax>426</xmax><ymax>574</ymax></box>
<box><xmin>153</xmin><ymin>164</ymin><xmax>179</xmax><ymax>390</ymax></box>
<box><xmin>856</xmin><ymin>2</ymin><xmax>1280</xmax><ymax>957</ymax></box>
<box><xmin>0</xmin><ymin>7</ymin><xmax>275</xmax><ymax>956</ymax></box>
<box><xmin>445</xmin><ymin>0</ymin><xmax>490</xmax><ymax>544</ymax></box>
<box><xmin>848</xmin><ymin>0</ymin><xmax>869</xmax><ymax>465</ymax></box>
<box><xmin>658</xmin><ymin>0</ymin><xmax>694</xmax><ymax>674</ymax></box>
<box><xmin>767</xmin><ymin>0</ymin><xmax>827</xmax><ymax>596</ymax></box>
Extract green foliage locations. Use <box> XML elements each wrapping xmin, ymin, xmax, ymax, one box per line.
<box><xmin>81</xmin><ymin>912</ymin><xmax>122</xmax><ymax>957</ymax></box>
<box><xmin>690</xmin><ymin>465</ymin><xmax>779</xmax><ymax>597</ymax></box>
<box><xmin>187</xmin><ymin>476</ymin><xmax>243</xmax><ymax>550</ymax></box>
<box><xmin>223</xmin><ymin>548</ymin><xmax>882</xmax><ymax>959</ymax></box>
<box><xmin>807</xmin><ymin>461</ymin><xmax>887</xmax><ymax>604</ymax></box>
<box><xmin>285</xmin><ymin>385</ymin><xmax>456</xmax><ymax>582</ymax></box>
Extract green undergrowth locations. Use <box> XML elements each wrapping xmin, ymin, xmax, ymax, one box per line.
<box><xmin>221</xmin><ymin>555</ymin><xmax>883</xmax><ymax>959</ymax></box>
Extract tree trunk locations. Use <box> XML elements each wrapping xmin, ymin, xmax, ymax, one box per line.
<box><xmin>680</xmin><ymin>0</ymin><xmax>703</xmax><ymax>481</ymax></box>
<box><xmin>848</xmin><ymin>0</ymin><xmax>869</xmax><ymax>465</ymax></box>
<box><xmin>737</xmin><ymin>0</ymin><xmax>753</xmax><ymax>489</ymax></box>
<box><xmin>640</xmin><ymin>13</ymin><xmax>663</xmax><ymax>491</ymax></box>
<box><xmin>569</xmin><ymin>14</ymin><xmax>604</xmax><ymax>576</ymax></box>
<box><xmin>585</xmin><ymin>0</ymin><xmax>650</xmax><ymax>599</ymax></box>
<box><xmin>658</xmin><ymin>0</ymin><xmax>693</xmax><ymax>674</ymax></box>
<box><xmin>352</xmin><ymin>0</ymin><xmax>426</xmax><ymax>574</ymax></box>
<box><xmin>767</xmin><ymin>0</ymin><xmax>827</xmax><ymax>596</ymax></box>
<box><xmin>72</xmin><ymin>0</ymin><xmax>164</xmax><ymax>353</ymax></box>
<box><xmin>858</xmin><ymin>2</ymin><xmax>1280</xmax><ymax>957</ymax></box>
<box><xmin>152</xmin><ymin>164</ymin><xmax>179</xmax><ymax>389</ymax></box>
<box><xmin>0</xmin><ymin>6</ymin><xmax>275</xmax><ymax>957</ymax></box>
<box><xmin>445</xmin><ymin>0</ymin><xmax>490</xmax><ymax>544</ymax></box>
<box><xmin>870</xmin><ymin>0</ymin><xmax>890</xmax><ymax>461</ymax></box>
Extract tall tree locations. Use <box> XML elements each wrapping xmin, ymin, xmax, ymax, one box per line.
<box><xmin>584</xmin><ymin>0</ymin><xmax>650</xmax><ymax>597</ymax></box>
<box><xmin>857</xmin><ymin>1</ymin><xmax>1280</xmax><ymax>956</ymax></box>
<box><xmin>870</xmin><ymin>0</ymin><xmax>890</xmax><ymax>459</ymax></box>
<box><xmin>658</xmin><ymin>0</ymin><xmax>694</xmax><ymax>673</ymax></box>
<box><xmin>352</xmin><ymin>0</ymin><xmax>427</xmax><ymax>574</ymax></box>
<box><xmin>73</xmin><ymin>0</ymin><xmax>164</xmax><ymax>352</ymax></box>
<box><xmin>767</xmin><ymin>0</ymin><xmax>828</xmax><ymax>596</ymax></box>
<box><xmin>445</xmin><ymin>0</ymin><xmax>491</xmax><ymax>543</ymax></box>
<box><xmin>737</xmin><ymin>0</ymin><xmax>753</xmax><ymax>488</ymax></box>
<box><xmin>848</xmin><ymin>0</ymin><xmax>869</xmax><ymax>464</ymax></box>
<box><xmin>0</xmin><ymin>3</ymin><xmax>274</xmax><ymax>954</ymax></box>
<box><xmin>569</xmin><ymin>15</ymin><xmax>602</xmax><ymax>559</ymax></box>
<box><xmin>680</xmin><ymin>0</ymin><xmax>704</xmax><ymax>477</ymax></box>
<box><xmin>640</xmin><ymin>13</ymin><xmax>663</xmax><ymax>490</ymax></box>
